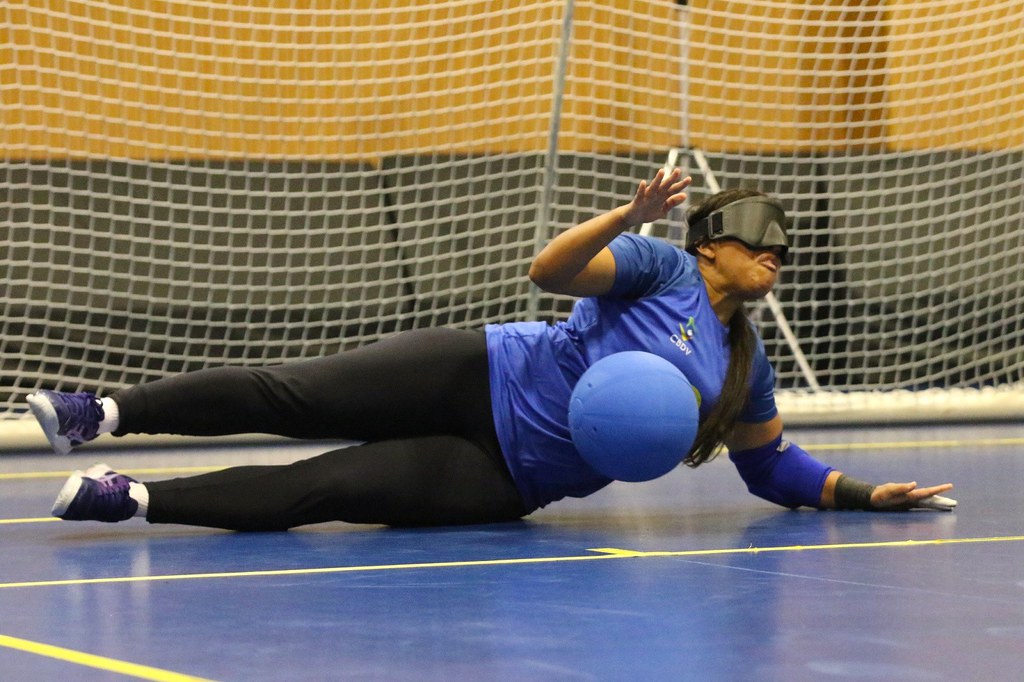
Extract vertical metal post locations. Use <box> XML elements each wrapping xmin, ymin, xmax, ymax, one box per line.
<box><xmin>526</xmin><ymin>0</ymin><xmax>575</xmax><ymax>320</ymax></box>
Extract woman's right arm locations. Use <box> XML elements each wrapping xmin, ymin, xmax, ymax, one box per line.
<box><xmin>528</xmin><ymin>169</ymin><xmax>691</xmax><ymax>297</ymax></box>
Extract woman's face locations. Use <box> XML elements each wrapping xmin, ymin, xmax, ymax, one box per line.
<box><xmin>704</xmin><ymin>238</ymin><xmax>783</xmax><ymax>300</ymax></box>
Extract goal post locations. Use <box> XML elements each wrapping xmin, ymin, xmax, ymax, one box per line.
<box><xmin>3</xmin><ymin>0</ymin><xmax>1024</xmax><ymax>450</ymax></box>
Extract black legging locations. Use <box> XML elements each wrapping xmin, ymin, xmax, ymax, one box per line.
<box><xmin>111</xmin><ymin>328</ymin><xmax>529</xmax><ymax>530</ymax></box>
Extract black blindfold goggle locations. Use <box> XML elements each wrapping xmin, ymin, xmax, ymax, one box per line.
<box><xmin>686</xmin><ymin>197</ymin><xmax>790</xmax><ymax>263</ymax></box>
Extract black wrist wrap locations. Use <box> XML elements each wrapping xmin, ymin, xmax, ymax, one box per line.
<box><xmin>833</xmin><ymin>474</ymin><xmax>876</xmax><ymax>510</ymax></box>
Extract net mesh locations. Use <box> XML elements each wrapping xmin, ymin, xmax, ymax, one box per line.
<box><xmin>3</xmin><ymin>0</ymin><xmax>1024</xmax><ymax>427</ymax></box>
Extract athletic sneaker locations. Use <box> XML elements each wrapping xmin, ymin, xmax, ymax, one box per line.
<box><xmin>51</xmin><ymin>463</ymin><xmax>139</xmax><ymax>522</ymax></box>
<box><xmin>26</xmin><ymin>390</ymin><xmax>105</xmax><ymax>456</ymax></box>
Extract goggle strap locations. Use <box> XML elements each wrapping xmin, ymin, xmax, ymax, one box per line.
<box><xmin>708</xmin><ymin>212</ymin><xmax>725</xmax><ymax>238</ymax></box>
<box><xmin>691</xmin><ymin>212</ymin><xmax>724</xmax><ymax>241</ymax></box>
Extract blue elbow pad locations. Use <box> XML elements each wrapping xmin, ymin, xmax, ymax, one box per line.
<box><xmin>728</xmin><ymin>435</ymin><xmax>833</xmax><ymax>509</ymax></box>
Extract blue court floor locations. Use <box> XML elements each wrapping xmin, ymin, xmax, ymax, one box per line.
<box><xmin>2</xmin><ymin>423</ymin><xmax>1023</xmax><ymax>681</ymax></box>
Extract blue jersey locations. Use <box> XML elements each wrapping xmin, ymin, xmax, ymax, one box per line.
<box><xmin>485</xmin><ymin>233</ymin><xmax>779</xmax><ymax>511</ymax></box>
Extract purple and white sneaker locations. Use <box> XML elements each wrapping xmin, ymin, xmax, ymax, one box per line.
<box><xmin>27</xmin><ymin>390</ymin><xmax>105</xmax><ymax>456</ymax></box>
<box><xmin>51</xmin><ymin>463</ymin><xmax>139</xmax><ymax>522</ymax></box>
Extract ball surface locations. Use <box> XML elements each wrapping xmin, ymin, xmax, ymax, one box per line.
<box><xmin>569</xmin><ymin>351</ymin><xmax>699</xmax><ymax>482</ymax></box>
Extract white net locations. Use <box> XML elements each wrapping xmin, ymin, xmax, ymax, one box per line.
<box><xmin>2</xmin><ymin>0</ymin><xmax>561</xmax><ymax>426</ymax></box>
<box><xmin>3</xmin><ymin>0</ymin><xmax>1024</xmax><ymax>440</ymax></box>
<box><xmin>664</xmin><ymin>0</ymin><xmax>1024</xmax><ymax>421</ymax></box>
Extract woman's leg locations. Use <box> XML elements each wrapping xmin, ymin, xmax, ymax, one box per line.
<box><xmin>144</xmin><ymin>435</ymin><xmax>527</xmax><ymax>531</ymax></box>
<box><xmin>112</xmin><ymin>328</ymin><xmax>493</xmax><ymax>442</ymax></box>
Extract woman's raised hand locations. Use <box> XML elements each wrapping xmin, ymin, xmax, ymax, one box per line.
<box><xmin>623</xmin><ymin>168</ymin><xmax>692</xmax><ymax>226</ymax></box>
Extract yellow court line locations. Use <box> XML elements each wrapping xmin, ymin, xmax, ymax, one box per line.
<box><xmin>0</xmin><ymin>634</ymin><xmax>216</xmax><ymax>682</ymax></box>
<box><xmin>1</xmin><ymin>534</ymin><xmax>1022</xmax><ymax>591</ymax></box>
<box><xmin>588</xmin><ymin>534</ymin><xmax>1024</xmax><ymax>557</ymax></box>
<box><xmin>3</xmin><ymin>438</ymin><xmax>1023</xmax><ymax>483</ymax></box>
<box><xmin>0</xmin><ymin>517</ymin><xmax>59</xmax><ymax>525</ymax></box>
<box><xmin>809</xmin><ymin>437</ymin><xmax>1024</xmax><ymax>451</ymax></box>
<box><xmin>0</xmin><ymin>467</ymin><xmax>223</xmax><ymax>481</ymax></box>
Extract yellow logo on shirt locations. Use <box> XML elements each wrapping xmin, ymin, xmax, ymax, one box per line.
<box><xmin>669</xmin><ymin>317</ymin><xmax>697</xmax><ymax>356</ymax></box>
<box><xmin>679</xmin><ymin>317</ymin><xmax>696</xmax><ymax>341</ymax></box>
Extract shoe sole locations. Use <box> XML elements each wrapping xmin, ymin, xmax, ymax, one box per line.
<box><xmin>51</xmin><ymin>470</ymin><xmax>85</xmax><ymax>518</ymax></box>
<box><xmin>27</xmin><ymin>393</ymin><xmax>73</xmax><ymax>457</ymax></box>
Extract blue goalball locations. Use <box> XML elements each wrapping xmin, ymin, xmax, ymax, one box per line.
<box><xmin>569</xmin><ymin>351</ymin><xmax>700</xmax><ymax>482</ymax></box>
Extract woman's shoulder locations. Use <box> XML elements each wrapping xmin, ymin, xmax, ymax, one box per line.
<box><xmin>607</xmin><ymin>233</ymin><xmax>701</xmax><ymax>297</ymax></box>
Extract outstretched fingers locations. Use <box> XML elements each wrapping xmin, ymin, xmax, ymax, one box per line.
<box><xmin>870</xmin><ymin>481</ymin><xmax>956</xmax><ymax>510</ymax></box>
<box><xmin>908</xmin><ymin>482</ymin><xmax>954</xmax><ymax>499</ymax></box>
<box><xmin>628</xmin><ymin>169</ymin><xmax>693</xmax><ymax>225</ymax></box>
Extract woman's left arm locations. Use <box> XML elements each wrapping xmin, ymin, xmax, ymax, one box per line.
<box><xmin>726</xmin><ymin>415</ymin><xmax>956</xmax><ymax>510</ymax></box>
<box><xmin>528</xmin><ymin>169</ymin><xmax>690</xmax><ymax>297</ymax></box>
